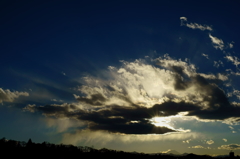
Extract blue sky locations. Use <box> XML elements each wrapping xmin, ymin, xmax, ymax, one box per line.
<box><xmin>1</xmin><ymin>0</ymin><xmax>240</xmax><ymax>156</ymax></box>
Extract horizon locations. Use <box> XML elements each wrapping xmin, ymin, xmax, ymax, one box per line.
<box><xmin>0</xmin><ymin>137</ymin><xmax>236</xmax><ymax>157</ymax></box>
<box><xmin>1</xmin><ymin>0</ymin><xmax>240</xmax><ymax>156</ymax></box>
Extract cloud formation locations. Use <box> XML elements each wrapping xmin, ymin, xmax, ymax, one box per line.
<box><xmin>218</xmin><ymin>144</ymin><xmax>240</xmax><ymax>150</ymax></box>
<box><xmin>225</xmin><ymin>55</ymin><xmax>240</xmax><ymax>68</ymax></box>
<box><xmin>202</xmin><ymin>53</ymin><xmax>209</xmax><ymax>59</ymax></box>
<box><xmin>209</xmin><ymin>34</ymin><xmax>224</xmax><ymax>50</ymax></box>
<box><xmin>189</xmin><ymin>145</ymin><xmax>205</xmax><ymax>149</ymax></box>
<box><xmin>0</xmin><ymin>88</ymin><xmax>29</xmax><ymax>103</ymax></box>
<box><xmin>206</xmin><ymin>140</ymin><xmax>214</xmax><ymax>145</ymax></box>
<box><xmin>23</xmin><ymin>55</ymin><xmax>240</xmax><ymax>135</ymax></box>
<box><xmin>180</xmin><ymin>17</ymin><xmax>212</xmax><ymax>31</ymax></box>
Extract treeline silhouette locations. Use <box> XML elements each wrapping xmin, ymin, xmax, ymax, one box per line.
<box><xmin>0</xmin><ymin>137</ymin><xmax>234</xmax><ymax>159</ymax></box>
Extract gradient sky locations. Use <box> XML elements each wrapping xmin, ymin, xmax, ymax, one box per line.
<box><xmin>1</xmin><ymin>0</ymin><xmax>240</xmax><ymax>156</ymax></box>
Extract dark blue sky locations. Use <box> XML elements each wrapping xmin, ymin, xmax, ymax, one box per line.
<box><xmin>1</xmin><ymin>0</ymin><xmax>240</xmax><ymax>155</ymax></box>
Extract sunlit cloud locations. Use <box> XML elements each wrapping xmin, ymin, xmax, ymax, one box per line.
<box><xmin>183</xmin><ymin>139</ymin><xmax>192</xmax><ymax>144</ymax></box>
<box><xmin>180</xmin><ymin>17</ymin><xmax>213</xmax><ymax>31</ymax></box>
<box><xmin>0</xmin><ymin>88</ymin><xmax>29</xmax><ymax>103</ymax></box>
<box><xmin>23</xmin><ymin>54</ymin><xmax>240</xmax><ymax>138</ymax></box>
<box><xmin>189</xmin><ymin>145</ymin><xmax>205</xmax><ymax>149</ymax></box>
<box><xmin>202</xmin><ymin>53</ymin><xmax>209</xmax><ymax>59</ymax></box>
<box><xmin>214</xmin><ymin>60</ymin><xmax>224</xmax><ymax>68</ymax></box>
<box><xmin>218</xmin><ymin>144</ymin><xmax>240</xmax><ymax>150</ymax></box>
<box><xmin>225</xmin><ymin>55</ymin><xmax>240</xmax><ymax>68</ymax></box>
<box><xmin>209</xmin><ymin>34</ymin><xmax>224</xmax><ymax>50</ymax></box>
<box><xmin>206</xmin><ymin>140</ymin><xmax>214</xmax><ymax>145</ymax></box>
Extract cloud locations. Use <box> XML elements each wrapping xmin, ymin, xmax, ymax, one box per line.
<box><xmin>0</xmin><ymin>88</ymin><xmax>29</xmax><ymax>103</ymax></box>
<box><xmin>229</xmin><ymin>126</ymin><xmax>234</xmax><ymax>130</ymax></box>
<box><xmin>218</xmin><ymin>144</ymin><xmax>240</xmax><ymax>150</ymax></box>
<box><xmin>209</xmin><ymin>34</ymin><xmax>224</xmax><ymax>50</ymax></box>
<box><xmin>62</xmin><ymin>72</ymin><xmax>66</xmax><ymax>76</ymax></box>
<box><xmin>189</xmin><ymin>145</ymin><xmax>205</xmax><ymax>149</ymax></box>
<box><xmin>214</xmin><ymin>60</ymin><xmax>224</xmax><ymax>68</ymax></box>
<box><xmin>202</xmin><ymin>53</ymin><xmax>209</xmax><ymax>59</ymax></box>
<box><xmin>183</xmin><ymin>139</ymin><xmax>191</xmax><ymax>143</ymax></box>
<box><xmin>232</xmin><ymin>89</ymin><xmax>240</xmax><ymax>99</ymax></box>
<box><xmin>180</xmin><ymin>17</ymin><xmax>187</xmax><ymax>21</ymax></box>
<box><xmin>206</xmin><ymin>140</ymin><xmax>214</xmax><ymax>145</ymax></box>
<box><xmin>23</xmin><ymin>55</ymin><xmax>240</xmax><ymax>136</ymax></box>
<box><xmin>225</xmin><ymin>55</ymin><xmax>240</xmax><ymax>68</ymax></box>
<box><xmin>223</xmin><ymin>138</ymin><xmax>227</xmax><ymax>142</ymax></box>
<box><xmin>229</xmin><ymin>42</ymin><xmax>234</xmax><ymax>49</ymax></box>
<box><xmin>186</xmin><ymin>23</ymin><xmax>213</xmax><ymax>31</ymax></box>
<box><xmin>180</xmin><ymin>17</ymin><xmax>212</xmax><ymax>31</ymax></box>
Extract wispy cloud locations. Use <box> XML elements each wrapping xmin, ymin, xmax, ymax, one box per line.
<box><xmin>229</xmin><ymin>42</ymin><xmax>234</xmax><ymax>49</ymax></box>
<box><xmin>209</xmin><ymin>34</ymin><xmax>224</xmax><ymax>50</ymax></box>
<box><xmin>202</xmin><ymin>53</ymin><xmax>209</xmax><ymax>59</ymax></box>
<box><xmin>189</xmin><ymin>145</ymin><xmax>205</xmax><ymax>149</ymax></box>
<box><xmin>180</xmin><ymin>17</ymin><xmax>213</xmax><ymax>31</ymax></box>
<box><xmin>223</xmin><ymin>138</ymin><xmax>228</xmax><ymax>142</ymax></box>
<box><xmin>225</xmin><ymin>55</ymin><xmax>240</xmax><ymax>68</ymax></box>
<box><xmin>214</xmin><ymin>60</ymin><xmax>224</xmax><ymax>68</ymax></box>
<box><xmin>183</xmin><ymin>139</ymin><xmax>191</xmax><ymax>143</ymax></box>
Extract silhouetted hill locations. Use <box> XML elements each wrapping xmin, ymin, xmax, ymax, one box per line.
<box><xmin>0</xmin><ymin>137</ymin><xmax>236</xmax><ymax>159</ymax></box>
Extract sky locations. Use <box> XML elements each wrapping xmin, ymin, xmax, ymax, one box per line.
<box><xmin>1</xmin><ymin>0</ymin><xmax>240</xmax><ymax>156</ymax></box>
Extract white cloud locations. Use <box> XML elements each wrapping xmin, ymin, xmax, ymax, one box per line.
<box><xmin>222</xmin><ymin>117</ymin><xmax>240</xmax><ymax>125</ymax></box>
<box><xmin>23</xmin><ymin>104</ymin><xmax>36</xmax><ymax>112</ymax></box>
<box><xmin>180</xmin><ymin>17</ymin><xmax>212</xmax><ymax>31</ymax></box>
<box><xmin>229</xmin><ymin>126</ymin><xmax>234</xmax><ymax>130</ymax></box>
<box><xmin>214</xmin><ymin>60</ymin><xmax>224</xmax><ymax>68</ymax></box>
<box><xmin>202</xmin><ymin>53</ymin><xmax>209</xmax><ymax>59</ymax></box>
<box><xmin>218</xmin><ymin>144</ymin><xmax>240</xmax><ymax>150</ymax></box>
<box><xmin>183</xmin><ymin>139</ymin><xmax>191</xmax><ymax>143</ymax></box>
<box><xmin>51</xmin><ymin>98</ymin><xmax>64</xmax><ymax>102</ymax></box>
<box><xmin>209</xmin><ymin>34</ymin><xmax>224</xmax><ymax>50</ymax></box>
<box><xmin>197</xmin><ymin>73</ymin><xmax>228</xmax><ymax>81</ymax></box>
<box><xmin>0</xmin><ymin>88</ymin><xmax>29</xmax><ymax>103</ymax></box>
<box><xmin>232</xmin><ymin>89</ymin><xmax>240</xmax><ymax>99</ymax></box>
<box><xmin>217</xmin><ymin>73</ymin><xmax>228</xmax><ymax>81</ymax></box>
<box><xmin>180</xmin><ymin>17</ymin><xmax>187</xmax><ymax>21</ymax></box>
<box><xmin>223</xmin><ymin>138</ymin><xmax>227</xmax><ymax>142</ymax></box>
<box><xmin>206</xmin><ymin>140</ymin><xmax>214</xmax><ymax>145</ymax></box>
<box><xmin>189</xmin><ymin>145</ymin><xmax>205</xmax><ymax>149</ymax></box>
<box><xmin>186</xmin><ymin>23</ymin><xmax>213</xmax><ymax>31</ymax></box>
<box><xmin>225</xmin><ymin>55</ymin><xmax>240</xmax><ymax>67</ymax></box>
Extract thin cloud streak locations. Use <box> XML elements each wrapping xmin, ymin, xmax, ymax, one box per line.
<box><xmin>180</xmin><ymin>17</ymin><xmax>213</xmax><ymax>31</ymax></box>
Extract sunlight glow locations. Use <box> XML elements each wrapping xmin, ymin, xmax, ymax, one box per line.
<box><xmin>150</xmin><ymin>117</ymin><xmax>171</xmax><ymax>127</ymax></box>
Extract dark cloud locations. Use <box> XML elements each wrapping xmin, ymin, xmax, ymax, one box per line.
<box><xmin>24</xmin><ymin>102</ymin><xmax>181</xmax><ymax>134</ymax></box>
<box><xmin>22</xmin><ymin>59</ymin><xmax>240</xmax><ymax>134</ymax></box>
<box><xmin>89</xmin><ymin>120</ymin><xmax>176</xmax><ymax>134</ymax></box>
<box><xmin>76</xmin><ymin>93</ymin><xmax>107</xmax><ymax>106</ymax></box>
